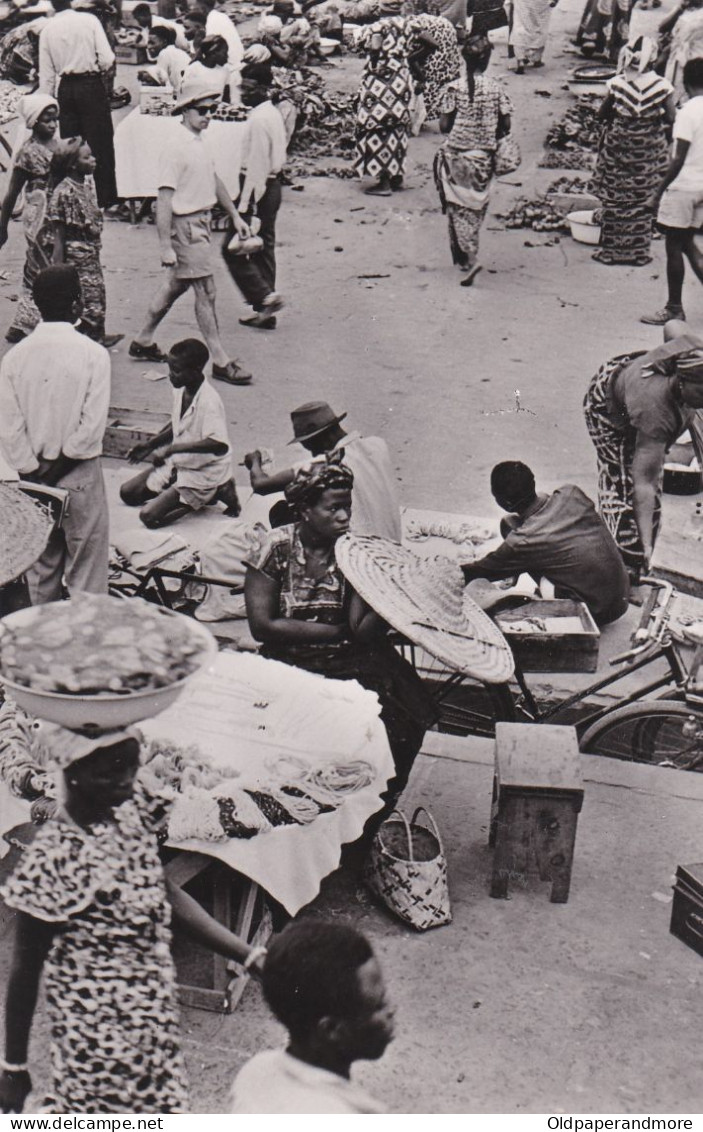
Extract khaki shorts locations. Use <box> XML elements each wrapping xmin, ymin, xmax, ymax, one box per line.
<box><xmin>657</xmin><ymin>188</ymin><xmax>703</xmax><ymax>231</ymax></box>
<box><xmin>171</xmin><ymin>209</ymin><xmax>213</xmax><ymax>279</ymax></box>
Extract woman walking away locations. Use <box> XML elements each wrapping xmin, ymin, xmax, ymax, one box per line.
<box><xmin>0</xmin><ymin>94</ymin><xmax>59</xmax><ymax>343</ymax></box>
<box><xmin>574</xmin><ymin>0</ymin><xmax>633</xmax><ymax>62</ymax></box>
<box><xmin>509</xmin><ymin>0</ymin><xmax>559</xmax><ymax>73</ymax></box>
<box><xmin>48</xmin><ymin>138</ymin><xmax>121</xmax><ymax>346</ymax></box>
<box><xmin>355</xmin><ymin>17</ymin><xmax>413</xmax><ymax>196</ymax></box>
<box><xmin>434</xmin><ymin>35</ymin><xmax>512</xmax><ymax>285</ymax></box>
<box><xmin>593</xmin><ymin>37</ymin><xmax>675</xmax><ymax>266</ymax></box>
<box><xmin>0</xmin><ymin>725</ymin><xmax>265</xmax><ymax>1114</ymax></box>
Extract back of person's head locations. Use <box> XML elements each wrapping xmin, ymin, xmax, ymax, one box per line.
<box><xmin>169</xmin><ymin>337</ymin><xmax>210</xmax><ymax>369</ymax></box>
<box><xmin>490</xmin><ymin>461</ymin><xmax>536</xmax><ymax>509</ymax></box>
<box><xmin>33</xmin><ymin>265</ymin><xmax>81</xmax><ymax>321</ymax></box>
<box><xmin>241</xmin><ymin>60</ymin><xmax>274</xmax><ymax>87</ymax></box>
<box><xmin>152</xmin><ymin>23</ymin><xmax>177</xmax><ymax>46</ymax></box>
<box><xmin>50</xmin><ymin>0</ymin><xmax>73</xmax><ymax>11</ymax></box>
<box><xmin>263</xmin><ymin>921</ymin><xmax>375</xmax><ymax>1043</ymax></box>
<box><xmin>132</xmin><ymin>2</ymin><xmax>153</xmax><ymax>22</ymax></box>
<box><xmin>196</xmin><ymin>0</ymin><xmax>217</xmax><ymax>10</ymax></box>
<box><xmin>184</xmin><ymin>8</ymin><xmax>207</xmax><ymax>24</ymax></box>
<box><xmin>683</xmin><ymin>56</ymin><xmax>703</xmax><ymax>89</ymax></box>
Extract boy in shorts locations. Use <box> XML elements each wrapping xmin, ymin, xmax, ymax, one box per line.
<box><xmin>642</xmin><ymin>57</ymin><xmax>703</xmax><ymax>325</ymax></box>
<box><xmin>120</xmin><ymin>337</ymin><xmax>241</xmax><ymax>527</ymax></box>
<box><xmin>129</xmin><ymin>73</ymin><xmax>254</xmax><ymax>386</ymax></box>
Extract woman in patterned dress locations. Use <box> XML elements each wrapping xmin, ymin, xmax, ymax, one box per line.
<box><xmin>434</xmin><ymin>35</ymin><xmax>512</xmax><ymax>285</ymax></box>
<box><xmin>355</xmin><ymin>17</ymin><xmax>414</xmax><ymax>195</ymax></box>
<box><xmin>0</xmin><ymin>94</ymin><xmax>59</xmax><ymax>342</ymax></box>
<box><xmin>48</xmin><ymin>139</ymin><xmax>120</xmax><ymax>346</ymax></box>
<box><xmin>404</xmin><ymin>12</ymin><xmax>461</xmax><ymax>120</ymax></box>
<box><xmin>574</xmin><ymin>0</ymin><xmax>633</xmax><ymax>61</ymax></box>
<box><xmin>593</xmin><ymin>38</ymin><xmax>675</xmax><ymax>266</ymax></box>
<box><xmin>0</xmin><ymin>726</ymin><xmax>263</xmax><ymax>1115</ymax></box>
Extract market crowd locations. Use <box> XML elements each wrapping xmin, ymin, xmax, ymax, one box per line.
<box><xmin>0</xmin><ymin>0</ymin><xmax>701</xmax><ymax>1114</ymax></box>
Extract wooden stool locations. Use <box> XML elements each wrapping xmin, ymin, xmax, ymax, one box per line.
<box><xmin>489</xmin><ymin>723</ymin><xmax>584</xmax><ymax>903</ymax></box>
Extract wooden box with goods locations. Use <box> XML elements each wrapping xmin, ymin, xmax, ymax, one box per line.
<box><xmin>139</xmin><ymin>85</ymin><xmax>175</xmax><ymax>116</ymax></box>
<box><xmin>670</xmin><ymin>863</ymin><xmax>703</xmax><ymax>959</ymax></box>
<box><xmin>104</xmin><ymin>406</ymin><xmax>170</xmax><ymax>459</ymax></box>
<box><xmin>495</xmin><ymin>598</ymin><xmax>600</xmax><ymax>673</ymax></box>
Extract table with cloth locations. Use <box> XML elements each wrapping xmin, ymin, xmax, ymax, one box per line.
<box><xmin>114</xmin><ymin>109</ymin><xmax>247</xmax><ymax>200</ymax></box>
<box><xmin>0</xmin><ymin>649</ymin><xmax>394</xmax><ymax>1009</ymax></box>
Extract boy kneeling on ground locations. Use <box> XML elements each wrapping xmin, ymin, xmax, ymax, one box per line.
<box><xmin>120</xmin><ymin>337</ymin><xmax>240</xmax><ymax>527</ymax></box>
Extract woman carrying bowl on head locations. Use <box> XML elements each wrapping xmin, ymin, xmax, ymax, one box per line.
<box><xmin>244</xmin><ymin>460</ymin><xmax>434</xmax><ymax>802</ymax></box>
<box><xmin>0</xmin><ymin>725</ymin><xmax>264</xmax><ymax>1115</ymax></box>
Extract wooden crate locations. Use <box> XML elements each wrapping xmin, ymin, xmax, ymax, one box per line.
<box><xmin>104</xmin><ymin>406</ymin><xmax>169</xmax><ymax>460</ymax></box>
<box><xmin>490</xmin><ymin>722</ymin><xmax>584</xmax><ymax>903</ymax></box>
<box><xmin>670</xmin><ymin>863</ymin><xmax>703</xmax><ymax>959</ymax></box>
<box><xmin>495</xmin><ymin>598</ymin><xmax>600</xmax><ymax>673</ymax></box>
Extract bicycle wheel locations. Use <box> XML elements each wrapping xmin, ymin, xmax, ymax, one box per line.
<box><xmin>579</xmin><ymin>700</ymin><xmax>703</xmax><ymax>770</ymax></box>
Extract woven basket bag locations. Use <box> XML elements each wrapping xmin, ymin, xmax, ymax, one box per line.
<box><xmin>364</xmin><ymin>807</ymin><xmax>452</xmax><ymax>931</ymax></box>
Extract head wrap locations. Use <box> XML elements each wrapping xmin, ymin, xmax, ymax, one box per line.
<box><xmin>18</xmin><ymin>92</ymin><xmax>57</xmax><ymax>130</ymax></box>
<box><xmin>675</xmin><ymin>348</ymin><xmax>703</xmax><ymax>384</ymax></box>
<box><xmin>49</xmin><ymin>137</ymin><xmax>82</xmax><ymax>185</ymax></box>
<box><xmin>638</xmin><ymin>334</ymin><xmax>703</xmax><ymax>377</ymax></box>
<box><xmin>37</xmin><ymin>723</ymin><xmax>142</xmax><ymax>771</ymax></box>
<box><xmin>258</xmin><ymin>13</ymin><xmax>283</xmax><ymax>34</ymax></box>
<box><xmin>284</xmin><ymin>456</ymin><xmax>354</xmax><ymax>512</ymax></box>
<box><xmin>244</xmin><ymin>42</ymin><xmax>273</xmax><ymax>63</ymax></box>
<box><xmin>617</xmin><ymin>35</ymin><xmax>657</xmax><ymax>75</ymax></box>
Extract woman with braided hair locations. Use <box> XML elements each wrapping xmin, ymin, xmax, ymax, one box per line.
<box><xmin>244</xmin><ymin>460</ymin><xmax>434</xmax><ymax>802</ymax></box>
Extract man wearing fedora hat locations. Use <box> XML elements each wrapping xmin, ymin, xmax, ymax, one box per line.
<box><xmin>129</xmin><ymin>72</ymin><xmax>254</xmax><ymax>387</ymax></box>
<box><xmin>245</xmin><ymin>401</ymin><xmax>402</xmax><ymax>540</ymax></box>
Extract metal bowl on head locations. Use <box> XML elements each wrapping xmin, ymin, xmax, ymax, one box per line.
<box><xmin>0</xmin><ymin>604</ymin><xmax>217</xmax><ymax>729</ymax></box>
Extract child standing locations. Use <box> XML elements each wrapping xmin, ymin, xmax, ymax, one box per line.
<box><xmin>120</xmin><ymin>338</ymin><xmax>241</xmax><ymax>528</ymax></box>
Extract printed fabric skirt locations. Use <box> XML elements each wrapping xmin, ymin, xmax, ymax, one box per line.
<box><xmin>355</xmin><ymin>68</ymin><xmax>412</xmax><ymax>180</ymax></box>
<box><xmin>592</xmin><ymin>115</ymin><xmax>669</xmax><ymax>266</ymax></box>
<box><xmin>575</xmin><ymin>0</ymin><xmax>632</xmax><ymax>60</ymax></box>
<box><xmin>583</xmin><ymin>354</ymin><xmax>660</xmax><ymax>580</ymax></box>
<box><xmin>66</xmin><ymin>240</ymin><xmax>106</xmax><ymax>341</ymax></box>
<box><xmin>434</xmin><ymin>145</ymin><xmax>493</xmax><ymax>267</ymax></box>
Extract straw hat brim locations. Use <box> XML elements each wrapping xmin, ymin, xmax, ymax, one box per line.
<box><xmin>0</xmin><ymin>482</ymin><xmax>53</xmax><ymax>586</ymax></box>
<box><xmin>335</xmin><ymin>534</ymin><xmax>514</xmax><ymax>685</ymax></box>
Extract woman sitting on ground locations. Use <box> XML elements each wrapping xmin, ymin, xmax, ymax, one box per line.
<box><xmin>244</xmin><ymin>459</ymin><xmax>434</xmax><ymax>801</ymax></box>
<box><xmin>0</xmin><ymin>725</ymin><xmax>263</xmax><ymax>1115</ymax></box>
<box><xmin>48</xmin><ymin>138</ymin><xmax>121</xmax><ymax>346</ymax></box>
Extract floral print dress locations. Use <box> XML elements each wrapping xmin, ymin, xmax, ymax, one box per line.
<box><xmin>48</xmin><ymin>177</ymin><xmax>106</xmax><ymax>342</ymax></box>
<box><xmin>1</xmin><ymin>782</ymin><xmax>189</xmax><ymax>1114</ymax></box>
<box><xmin>406</xmin><ymin>14</ymin><xmax>460</xmax><ymax>119</ymax></box>
<box><xmin>9</xmin><ymin>137</ymin><xmax>55</xmax><ymax>337</ymax></box>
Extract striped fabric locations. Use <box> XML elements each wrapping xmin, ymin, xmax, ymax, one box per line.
<box><xmin>608</xmin><ymin>72</ymin><xmax>673</xmax><ymax>118</ymax></box>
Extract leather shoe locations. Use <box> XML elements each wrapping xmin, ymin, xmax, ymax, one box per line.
<box><xmin>212</xmin><ymin>360</ymin><xmax>253</xmax><ymax>385</ymax></box>
<box><xmin>239</xmin><ymin>313</ymin><xmax>277</xmax><ymax>330</ymax></box>
<box><xmin>129</xmin><ymin>340</ymin><xmax>167</xmax><ymax>362</ymax></box>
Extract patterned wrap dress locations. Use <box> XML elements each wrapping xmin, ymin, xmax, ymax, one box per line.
<box><xmin>48</xmin><ymin>177</ymin><xmax>106</xmax><ymax>341</ymax></box>
<box><xmin>593</xmin><ymin>71</ymin><xmax>673</xmax><ymax>265</ymax></box>
<box><xmin>8</xmin><ymin>137</ymin><xmax>55</xmax><ymax>337</ymax></box>
<box><xmin>355</xmin><ymin>18</ymin><xmax>413</xmax><ymax>180</ymax></box>
<box><xmin>434</xmin><ymin>71</ymin><xmax>512</xmax><ymax>267</ymax></box>
<box><xmin>405</xmin><ymin>14</ymin><xmax>460</xmax><ymax>120</ymax></box>
<box><xmin>575</xmin><ymin>0</ymin><xmax>633</xmax><ymax>62</ymax></box>
<box><xmin>0</xmin><ymin>782</ymin><xmax>189</xmax><ymax>1114</ymax></box>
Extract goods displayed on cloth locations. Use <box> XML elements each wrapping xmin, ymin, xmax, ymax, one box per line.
<box><xmin>114</xmin><ymin>110</ymin><xmax>247</xmax><ymax>199</ymax></box>
<box><xmin>499</xmin><ymin>176</ymin><xmax>595</xmax><ymax>233</ymax></box>
<box><xmin>539</xmin><ymin>96</ymin><xmax>600</xmax><ymax>170</ymax></box>
<box><xmin>0</xmin><ymin>595</ymin><xmax>216</xmax><ymax>727</ymax></box>
<box><xmin>402</xmin><ymin>507</ymin><xmax>499</xmax><ymax>563</ymax></box>
<box><xmin>0</xmin><ymin>482</ymin><xmax>54</xmax><ymax>587</ymax></box>
<box><xmin>364</xmin><ymin>807</ymin><xmax>452</xmax><ymax>930</ymax></box>
<box><xmin>280</xmin><ymin>67</ymin><xmax>357</xmax><ymax>178</ymax></box>
<box><xmin>138</xmin><ymin>651</ymin><xmax>395</xmax><ymax>914</ymax></box>
<box><xmin>335</xmin><ymin>534</ymin><xmax>514</xmax><ymax>684</ymax></box>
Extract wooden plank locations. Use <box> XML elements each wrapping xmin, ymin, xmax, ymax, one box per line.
<box><xmin>495</xmin><ymin>722</ymin><xmax>583</xmax><ymax>792</ymax></box>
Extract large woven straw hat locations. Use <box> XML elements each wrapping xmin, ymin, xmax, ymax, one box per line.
<box><xmin>0</xmin><ymin>482</ymin><xmax>53</xmax><ymax>586</ymax></box>
<box><xmin>335</xmin><ymin>535</ymin><xmax>514</xmax><ymax>684</ymax></box>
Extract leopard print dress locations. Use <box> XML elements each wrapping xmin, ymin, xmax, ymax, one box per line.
<box><xmin>1</xmin><ymin>786</ymin><xmax>188</xmax><ymax>1114</ymax></box>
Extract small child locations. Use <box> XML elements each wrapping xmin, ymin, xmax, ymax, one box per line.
<box><xmin>120</xmin><ymin>338</ymin><xmax>240</xmax><ymax>528</ymax></box>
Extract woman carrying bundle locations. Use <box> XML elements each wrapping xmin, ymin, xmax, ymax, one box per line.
<box><xmin>244</xmin><ymin>460</ymin><xmax>434</xmax><ymax>802</ymax></box>
<box><xmin>434</xmin><ymin>35</ymin><xmax>513</xmax><ymax>286</ymax></box>
<box><xmin>593</xmin><ymin>37</ymin><xmax>675</xmax><ymax>266</ymax></box>
<box><xmin>0</xmin><ymin>726</ymin><xmax>264</xmax><ymax>1114</ymax></box>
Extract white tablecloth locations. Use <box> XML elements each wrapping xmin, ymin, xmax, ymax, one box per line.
<box><xmin>114</xmin><ymin>109</ymin><xmax>246</xmax><ymax>199</ymax></box>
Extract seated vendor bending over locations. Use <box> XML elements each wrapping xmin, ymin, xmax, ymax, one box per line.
<box><xmin>462</xmin><ymin>461</ymin><xmax>630</xmax><ymax>626</ymax></box>
<box><xmin>244</xmin><ymin>460</ymin><xmax>433</xmax><ymax>802</ymax></box>
<box><xmin>120</xmin><ymin>338</ymin><xmax>240</xmax><ymax>527</ymax></box>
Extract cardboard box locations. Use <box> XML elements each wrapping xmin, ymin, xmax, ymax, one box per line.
<box><xmin>495</xmin><ymin>598</ymin><xmax>600</xmax><ymax>673</ymax></box>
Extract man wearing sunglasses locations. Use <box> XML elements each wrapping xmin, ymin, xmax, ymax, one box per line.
<box><xmin>129</xmin><ymin>74</ymin><xmax>254</xmax><ymax>386</ymax></box>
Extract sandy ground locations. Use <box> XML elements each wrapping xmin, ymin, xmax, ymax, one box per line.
<box><xmin>1</xmin><ymin>0</ymin><xmax>703</xmax><ymax>1116</ymax></box>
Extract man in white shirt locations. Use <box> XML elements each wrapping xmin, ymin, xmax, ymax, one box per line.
<box><xmin>642</xmin><ymin>58</ymin><xmax>703</xmax><ymax>325</ymax></box>
<box><xmin>0</xmin><ymin>266</ymin><xmax>110</xmax><ymax>602</ymax></box>
<box><xmin>198</xmin><ymin>0</ymin><xmax>244</xmax><ymax>71</ymax></box>
<box><xmin>230</xmin><ymin>921</ymin><xmax>393</xmax><ymax>1114</ymax></box>
<box><xmin>132</xmin><ymin>2</ymin><xmax>190</xmax><ymax>51</ymax></box>
<box><xmin>38</xmin><ymin>0</ymin><xmax>117</xmax><ymax>207</ymax></box>
<box><xmin>222</xmin><ymin>62</ymin><xmax>287</xmax><ymax>329</ymax></box>
<box><xmin>129</xmin><ymin>72</ymin><xmax>254</xmax><ymax>386</ymax></box>
<box><xmin>245</xmin><ymin>401</ymin><xmax>403</xmax><ymax>540</ymax></box>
